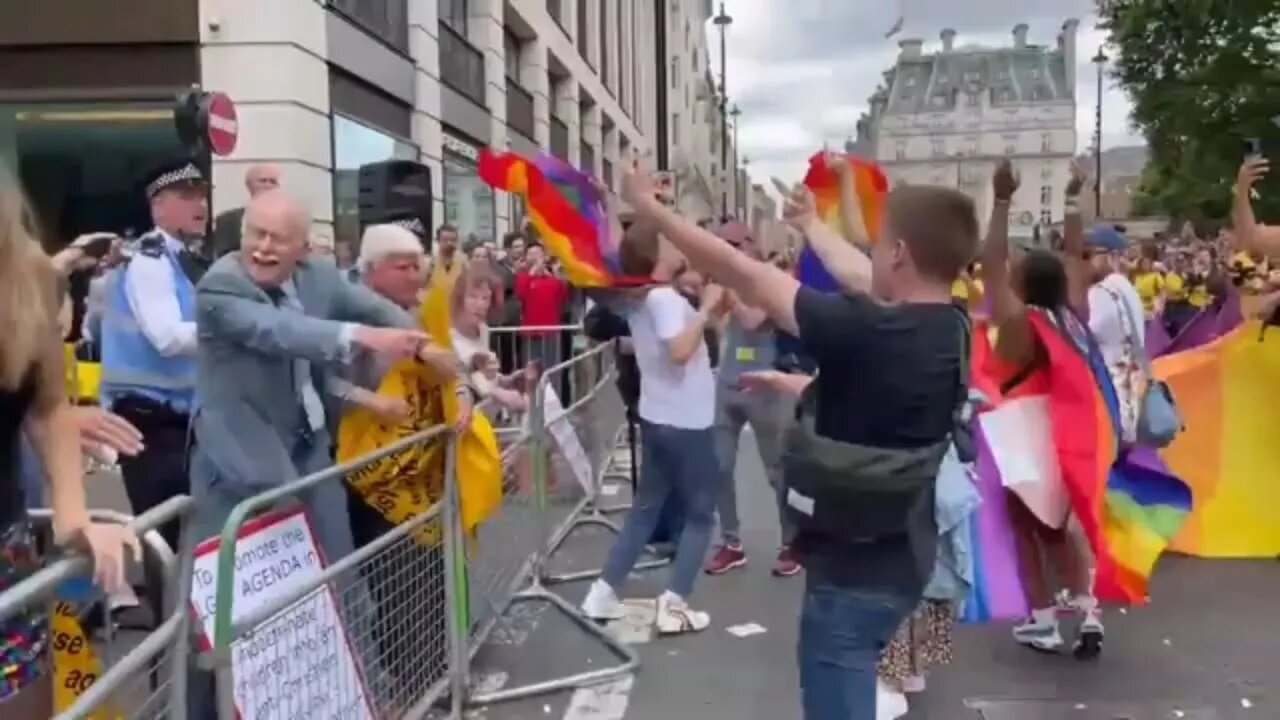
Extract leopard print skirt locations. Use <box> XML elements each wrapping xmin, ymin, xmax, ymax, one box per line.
<box><xmin>878</xmin><ymin>599</ymin><xmax>955</xmax><ymax>683</ymax></box>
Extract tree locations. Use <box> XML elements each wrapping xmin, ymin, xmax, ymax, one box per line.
<box><xmin>1099</xmin><ymin>0</ymin><xmax>1280</xmax><ymax>223</ymax></box>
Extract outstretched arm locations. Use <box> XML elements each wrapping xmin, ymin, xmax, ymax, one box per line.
<box><xmin>982</xmin><ymin>159</ymin><xmax>1035</xmax><ymax>366</ymax></box>
<box><xmin>1061</xmin><ymin>161</ymin><xmax>1091</xmax><ymax>318</ymax></box>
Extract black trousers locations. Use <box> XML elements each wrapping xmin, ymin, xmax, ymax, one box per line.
<box><xmin>111</xmin><ymin>396</ymin><xmax>190</xmax><ymax>624</ymax></box>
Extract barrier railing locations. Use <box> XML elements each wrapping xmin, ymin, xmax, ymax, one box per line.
<box><xmin>0</xmin><ymin>496</ymin><xmax>195</xmax><ymax>720</ymax></box>
<box><xmin>463</xmin><ymin>340</ymin><xmax>639</xmax><ymax>706</ymax></box>
<box><xmin>488</xmin><ymin>323</ymin><xmax>590</xmax><ymax>404</ymax></box>
<box><xmin>200</xmin><ymin>337</ymin><xmax>649</xmax><ymax>716</ymax></box>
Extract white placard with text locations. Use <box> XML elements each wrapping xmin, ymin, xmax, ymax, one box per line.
<box><xmin>189</xmin><ymin>510</ymin><xmax>374</xmax><ymax>720</ymax></box>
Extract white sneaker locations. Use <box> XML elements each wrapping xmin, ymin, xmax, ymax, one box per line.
<box><xmin>655</xmin><ymin>591</ymin><xmax>710</xmax><ymax>635</ymax></box>
<box><xmin>1012</xmin><ymin>608</ymin><xmax>1064</xmax><ymax>652</ymax></box>
<box><xmin>581</xmin><ymin>580</ymin><xmax>625</xmax><ymax>621</ymax></box>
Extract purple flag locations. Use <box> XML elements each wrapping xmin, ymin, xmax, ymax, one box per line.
<box><xmin>1146</xmin><ymin>315</ymin><xmax>1173</xmax><ymax>357</ymax></box>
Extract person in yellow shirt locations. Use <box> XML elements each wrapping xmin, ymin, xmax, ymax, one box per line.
<box><xmin>1131</xmin><ymin>248</ymin><xmax>1164</xmax><ymax>316</ymax></box>
<box><xmin>1161</xmin><ymin>254</ymin><xmax>1195</xmax><ymax>335</ymax></box>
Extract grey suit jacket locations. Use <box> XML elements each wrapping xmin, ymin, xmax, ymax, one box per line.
<box><xmin>188</xmin><ymin>253</ymin><xmax>415</xmax><ymax>560</ymax></box>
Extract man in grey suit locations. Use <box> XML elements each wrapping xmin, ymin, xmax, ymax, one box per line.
<box><xmin>189</xmin><ymin>190</ymin><xmax>455</xmax><ymax>561</ymax></box>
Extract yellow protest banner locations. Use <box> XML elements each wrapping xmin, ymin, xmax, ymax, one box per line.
<box><xmin>51</xmin><ymin>601</ymin><xmax>121</xmax><ymax>719</ymax></box>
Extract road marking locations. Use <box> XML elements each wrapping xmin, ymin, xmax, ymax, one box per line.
<box><xmin>605</xmin><ymin>600</ymin><xmax>655</xmax><ymax>645</ymax></box>
<box><xmin>562</xmin><ymin>675</ymin><xmax>634</xmax><ymax>720</ymax></box>
<box><xmin>725</xmin><ymin>622</ymin><xmax>767</xmax><ymax>638</ymax></box>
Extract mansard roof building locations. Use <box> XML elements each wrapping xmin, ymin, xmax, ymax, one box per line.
<box><xmin>855</xmin><ymin>21</ymin><xmax>1081</xmax><ymax>242</ymax></box>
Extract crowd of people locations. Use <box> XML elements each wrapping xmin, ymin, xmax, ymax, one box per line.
<box><xmin>1</xmin><ymin>139</ymin><xmax>1278</xmax><ymax>720</ymax></box>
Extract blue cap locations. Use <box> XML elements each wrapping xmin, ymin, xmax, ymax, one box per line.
<box><xmin>1085</xmin><ymin>224</ymin><xmax>1125</xmax><ymax>252</ymax></box>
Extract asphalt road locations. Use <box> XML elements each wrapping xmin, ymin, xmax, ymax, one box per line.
<box><xmin>79</xmin><ymin>429</ymin><xmax>1279</xmax><ymax>720</ymax></box>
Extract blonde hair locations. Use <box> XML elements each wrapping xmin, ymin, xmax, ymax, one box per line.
<box><xmin>0</xmin><ymin>164</ymin><xmax>53</xmax><ymax>390</ymax></box>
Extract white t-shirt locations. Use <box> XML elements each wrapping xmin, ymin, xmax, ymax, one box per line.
<box><xmin>626</xmin><ymin>287</ymin><xmax>715</xmax><ymax>429</ymax></box>
<box><xmin>1087</xmin><ymin>272</ymin><xmax>1145</xmax><ymax>371</ymax></box>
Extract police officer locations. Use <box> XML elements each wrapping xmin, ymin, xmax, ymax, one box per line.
<box><xmin>99</xmin><ymin>158</ymin><xmax>208</xmax><ymax>557</ymax></box>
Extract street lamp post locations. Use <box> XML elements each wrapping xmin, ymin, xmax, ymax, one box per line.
<box><xmin>714</xmin><ymin>3</ymin><xmax>733</xmax><ymax>221</ymax></box>
<box><xmin>730</xmin><ymin>103</ymin><xmax>742</xmax><ymax>219</ymax></box>
<box><xmin>740</xmin><ymin>154</ymin><xmax>750</xmax><ymax>222</ymax></box>
<box><xmin>1092</xmin><ymin>46</ymin><xmax>1108</xmax><ymax>217</ymax></box>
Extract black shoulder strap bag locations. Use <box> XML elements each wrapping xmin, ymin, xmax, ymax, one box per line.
<box><xmin>782</xmin><ymin>310</ymin><xmax>972</xmax><ymax>543</ymax></box>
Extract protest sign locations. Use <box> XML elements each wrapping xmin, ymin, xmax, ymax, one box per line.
<box><xmin>189</xmin><ymin>510</ymin><xmax>373</xmax><ymax>719</ymax></box>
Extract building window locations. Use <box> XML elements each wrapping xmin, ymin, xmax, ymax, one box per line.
<box><xmin>930</xmin><ymin>138</ymin><xmax>945</xmax><ymax>157</ymax></box>
<box><xmin>965</xmin><ymin>136</ymin><xmax>979</xmax><ymax>155</ymax></box>
<box><xmin>599</xmin><ymin>0</ymin><xmax>609</xmax><ymax>87</ymax></box>
<box><xmin>1041</xmin><ymin>165</ymin><xmax>1053</xmax><ymax>179</ymax></box>
<box><xmin>0</xmin><ymin>102</ymin><xmax>183</xmax><ymax>248</ymax></box>
<box><xmin>895</xmin><ymin>141</ymin><xmax>906</xmax><ymax>160</ymax></box>
<box><xmin>966</xmin><ymin>92</ymin><xmax>979</xmax><ymax>107</ymax></box>
<box><xmin>504</xmin><ymin>30</ymin><xmax>521</xmax><ymax>78</ymax></box>
<box><xmin>1040</xmin><ymin>133</ymin><xmax>1051</xmax><ymax>152</ymax></box>
<box><xmin>333</xmin><ymin>114</ymin><xmax>419</xmax><ymax>252</ymax></box>
<box><xmin>1003</xmin><ymin>136</ymin><xmax>1017</xmax><ymax>155</ymax></box>
<box><xmin>1040</xmin><ymin>185</ymin><xmax>1052</xmax><ymax>205</ymax></box>
<box><xmin>442</xmin><ymin>139</ymin><xmax>496</xmax><ymax>246</ymax></box>
<box><xmin>1040</xmin><ymin>208</ymin><xmax>1053</xmax><ymax>225</ymax></box>
<box><xmin>440</xmin><ymin>0</ymin><xmax>468</xmax><ymax>34</ymax></box>
<box><xmin>672</xmin><ymin>112</ymin><xmax>679</xmax><ymax>147</ymax></box>
<box><xmin>671</xmin><ymin>57</ymin><xmax>679</xmax><ymax>88</ymax></box>
<box><xmin>577</xmin><ymin>0</ymin><xmax>589</xmax><ymax>64</ymax></box>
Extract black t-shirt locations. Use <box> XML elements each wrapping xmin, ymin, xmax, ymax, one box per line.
<box><xmin>789</xmin><ymin>287</ymin><xmax>966</xmax><ymax>592</ymax></box>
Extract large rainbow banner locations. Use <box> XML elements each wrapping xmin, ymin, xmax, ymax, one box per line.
<box><xmin>1155</xmin><ymin>320</ymin><xmax>1280</xmax><ymax>556</ymax></box>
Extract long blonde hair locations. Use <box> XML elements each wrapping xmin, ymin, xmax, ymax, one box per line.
<box><xmin>0</xmin><ymin>164</ymin><xmax>52</xmax><ymax>390</ymax></box>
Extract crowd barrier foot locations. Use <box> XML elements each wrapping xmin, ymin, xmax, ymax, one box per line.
<box><xmin>464</xmin><ymin>583</ymin><xmax>640</xmax><ymax>707</ymax></box>
<box><xmin>539</xmin><ymin>508</ymin><xmax>672</xmax><ymax>585</ymax></box>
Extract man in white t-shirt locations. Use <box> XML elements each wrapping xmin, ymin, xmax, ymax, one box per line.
<box><xmin>581</xmin><ymin>228</ymin><xmax>729</xmax><ymax>634</ymax></box>
<box><xmin>1085</xmin><ymin>227</ymin><xmax>1146</xmax><ymax>441</ymax></box>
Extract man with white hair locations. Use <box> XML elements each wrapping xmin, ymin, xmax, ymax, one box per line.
<box><xmin>358</xmin><ymin>223</ymin><xmax>429</xmax><ymax>310</ymax></box>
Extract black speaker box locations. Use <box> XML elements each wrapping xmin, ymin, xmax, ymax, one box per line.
<box><xmin>357</xmin><ymin>159</ymin><xmax>434</xmax><ymax>242</ymax></box>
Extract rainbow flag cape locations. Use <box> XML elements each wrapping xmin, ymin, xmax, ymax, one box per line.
<box><xmin>795</xmin><ymin>151</ymin><xmax>888</xmax><ymax>292</ymax></box>
<box><xmin>1156</xmin><ymin>320</ymin><xmax>1280</xmax><ymax>557</ymax></box>
<box><xmin>960</xmin><ymin>419</ymin><xmax>1029</xmax><ymax>623</ymax></box>
<box><xmin>477</xmin><ymin>149</ymin><xmax>650</xmax><ymax>287</ymax></box>
<box><xmin>970</xmin><ymin>311</ymin><xmax>1191</xmax><ymax>606</ymax></box>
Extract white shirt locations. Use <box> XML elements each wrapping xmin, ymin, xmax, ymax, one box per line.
<box><xmin>124</xmin><ymin>230</ymin><xmax>198</xmax><ymax>356</ymax></box>
<box><xmin>1087</xmin><ymin>272</ymin><xmax>1145</xmax><ymax>371</ymax></box>
<box><xmin>626</xmin><ymin>287</ymin><xmax>715</xmax><ymax>429</ymax></box>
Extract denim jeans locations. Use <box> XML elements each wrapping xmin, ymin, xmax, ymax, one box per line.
<box><xmin>601</xmin><ymin>420</ymin><xmax>717</xmax><ymax>598</ymax></box>
<box><xmin>797</xmin><ymin>576</ymin><xmax>918</xmax><ymax>720</ymax></box>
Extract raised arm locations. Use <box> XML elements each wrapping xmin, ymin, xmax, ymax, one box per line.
<box><xmin>1061</xmin><ymin>160</ymin><xmax>1090</xmax><ymax>318</ymax></box>
<box><xmin>781</xmin><ymin>179</ymin><xmax>873</xmax><ymax>295</ymax></box>
<box><xmin>1232</xmin><ymin>156</ymin><xmax>1280</xmax><ymax>259</ymax></box>
<box><xmin>623</xmin><ymin>167</ymin><xmax>804</xmax><ymax>336</ymax></box>
<box><xmin>981</xmin><ymin>159</ymin><xmax>1035</xmax><ymax>365</ymax></box>
<box><xmin>829</xmin><ymin>154</ymin><xmax>871</xmax><ymax>247</ymax></box>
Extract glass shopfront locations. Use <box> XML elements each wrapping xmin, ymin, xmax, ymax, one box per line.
<box><xmin>0</xmin><ymin>102</ymin><xmax>184</xmax><ymax>249</ymax></box>
<box><xmin>442</xmin><ymin>133</ymin><xmax>495</xmax><ymax>249</ymax></box>
<box><xmin>331</xmin><ymin>113</ymin><xmax>418</xmax><ymax>251</ymax></box>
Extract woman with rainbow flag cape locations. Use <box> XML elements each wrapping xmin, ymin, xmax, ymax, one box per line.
<box><xmin>973</xmin><ymin>158</ymin><xmax>1191</xmax><ymax>659</ymax></box>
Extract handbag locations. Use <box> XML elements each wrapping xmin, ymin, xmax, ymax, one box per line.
<box><xmin>1102</xmin><ymin>283</ymin><xmax>1184</xmax><ymax>448</ymax></box>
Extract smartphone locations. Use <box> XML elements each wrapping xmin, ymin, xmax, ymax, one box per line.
<box><xmin>1243</xmin><ymin>137</ymin><xmax>1263</xmax><ymax>157</ymax></box>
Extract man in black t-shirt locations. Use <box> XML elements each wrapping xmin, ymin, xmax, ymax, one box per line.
<box><xmin>620</xmin><ymin>168</ymin><xmax>976</xmax><ymax>720</ymax></box>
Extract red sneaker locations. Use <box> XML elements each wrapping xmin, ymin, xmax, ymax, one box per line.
<box><xmin>772</xmin><ymin>546</ymin><xmax>802</xmax><ymax>577</ymax></box>
<box><xmin>704</xmin><ymin>543</ymin><xmax>747</xmax><ymax>575</ymax></box>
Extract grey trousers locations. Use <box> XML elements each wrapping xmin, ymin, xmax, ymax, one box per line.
<box><xmin>712</xmin><ymin>386</ymin><xmax>795</xmax><ymax>546</ymax></box>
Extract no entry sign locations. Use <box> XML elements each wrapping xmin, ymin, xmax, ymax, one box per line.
<box><xmin>206</xmin><ymin>92</ymin><xmax>239</xmax><ymax>157</ymax></box>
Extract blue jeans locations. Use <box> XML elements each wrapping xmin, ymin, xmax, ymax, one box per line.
<box><xmin>601</xmin><ymin>420</ymin><xmax>716</xmax><ymax>598</ymax></box>
<box><xmin>798</xmin><ymin>576</ymin><xmax>918</xmax><ymax>720</ymax></box>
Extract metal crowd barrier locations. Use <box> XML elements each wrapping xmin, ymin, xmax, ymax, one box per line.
<box><xmin>463</xmin><ymin>341</ymin><xmax>638</xmax><ymax>707</ymax></box>
<box><xmin>201</xmin><ymin>336</ymin><xmax>653</xmax><ymax>717</ymax></box>
<box><xmin>488</xmin><ymin>323</ymin><xmax>591</xmax><ymax>402</ymax></box>
<box><xmin>0</xmin><ymin>496</ymin><xmax>195</xmax><ymax>720</ymax></box>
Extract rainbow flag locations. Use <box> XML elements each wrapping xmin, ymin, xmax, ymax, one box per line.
<box><xmin>970</xmin><ymin>311</ymin><xmax>1191</xmax><ymax>605</ymax></box>
<box><xmin>1156</xmin><ymin>321</ymin><xmax>1280</xmax><ymax>557</ymax></box>
<box><xmin>478</xmin><ymin>149</ymin><xmax>650</xmax><ymax>287</ymax></box>
<box><xmin>960</xmin><ymin>419</ymin><xmax>1030</xmax><ymax>623</ymax></box>
<box><xmin>795</xmin><ymin>151</ymin><xmax>888</xmax><ymax>292</ymax></box>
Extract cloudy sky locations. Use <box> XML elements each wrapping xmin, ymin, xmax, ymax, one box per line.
<box><xmin>714</xmin><ymin>0</ymin><xmax>1142</xmax><ymax>190</ymax></box>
